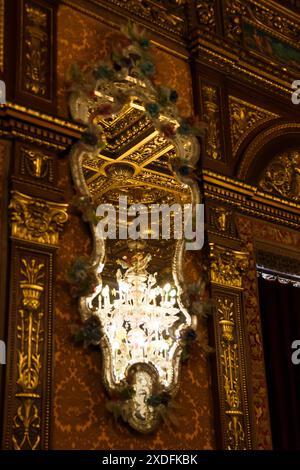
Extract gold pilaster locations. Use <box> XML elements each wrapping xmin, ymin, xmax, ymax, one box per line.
<box><xmin>12</xmin><ymin>259</ymin><xmax>45</xmax><ymax>450</ymax></box>
<box><xmin>3</xmin><ymin>191</ymin><xmax>68</xmax><ymax>449</ymax></box>
<box><xmin>210</xmin><ymin>243</ymin><xmax>253</xmax><ymax>449</ymax></box>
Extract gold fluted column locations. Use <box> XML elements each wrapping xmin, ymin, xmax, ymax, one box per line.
<box><xmin>2</xmin><ymin>191</ymin><xmax>68</xmax><ymax>450</ymax></box>
<box><xmin>209</xmin><ymin>243</ymin><xmax>253</xmax><ymax>450</ymax></box>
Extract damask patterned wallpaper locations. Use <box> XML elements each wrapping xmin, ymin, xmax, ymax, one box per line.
<box><xmin>54</xmin><ymin>5</ymin><xmax>214</xmax><ymax>450</ymax></box>
<box><xmin>56</xmin><ymin>5</ymin><xmax>193</xmax><ymax>119</ymax></box>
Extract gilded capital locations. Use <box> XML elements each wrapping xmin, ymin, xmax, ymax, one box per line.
<box><xmin>209</xmin><ymin>243</ymin><xmax>248</xmax><ymax>288</ymax></box>
<box><xmin>9</xmin><ymin>191</ymin><xmax>68</xmax><ymax>246</ymax></box>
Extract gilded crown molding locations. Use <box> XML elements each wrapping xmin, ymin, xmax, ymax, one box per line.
<box><xmin>191</xmin><ymin>41</ymin><xmax>293</xmax><ymax>100</ymax></box>
<box><xmin>228</xmin><ymin>97</ymin><xmax>279</xmax><ymax>157</ymax></box>
<box><xmin>9</xmin><ymin>191</ymin><xmax>68</xmax><ymax>246</ymax></box>
<box><xmin>0</xmin><ymin>102</ymin><xmax>84</xmax><ymax>150</ymax></box>
<box><xmin>203</xmin><ymin>169</ymin><xmax>300</xmax><ymax>231</ymax></box>
<box><xmin>0</xmin><ymin>102</ymin><xmax>84</xmax><ymax>132</ymax></box>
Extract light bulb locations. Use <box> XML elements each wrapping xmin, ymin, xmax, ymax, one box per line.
<box><xmin>164</xmin><ymin>283</ymin><xmax>171</xmax><ymax>293</ymax></box>
<box><xmin>170</xmin><ymin>289</ymin><xmax>176</xmax><ymax>297</ymax></box>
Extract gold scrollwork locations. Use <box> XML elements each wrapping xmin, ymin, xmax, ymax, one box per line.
<box><xmin>218</xmin><ymin>297</ymin><xmax>246</xmax><ymax>450</ymax></box>
<box><xmin>9</xmin><ymin>191</ymin><xmax>68</xmax><ymax>246</ymax></box>
<box><xmin>24</xmin><ymin>3</ymin><xmax>48</xmax><ymax>96</ymax></box>
<box><xmin>12</xmin><ymin>258</ymin><xmax>45</xmax><ymax>450</ymax></box>
<box><xmin>210</xmin><ymin>244</ymin><xmax>248</xmax><ymax>288</ymax></box>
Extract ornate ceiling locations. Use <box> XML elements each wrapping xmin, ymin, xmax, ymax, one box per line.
<box><xmin>82</xmin><ymin>103</ymin><xmax>190</xmax><ymax>205</ymax></box>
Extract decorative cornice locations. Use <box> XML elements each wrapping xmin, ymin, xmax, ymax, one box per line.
<box><xmin>191</xmin><ymin>40</ymin><xmax>293</xmax><ymax>100</ymax></box>
<box><xmin>0</xmin><ymin>102</ymin><xmax>84</xmax><ymax>132</ymax></box>
<box><xmin>203</xmin><ymin>169</ymin><xmax>300</xmax><ymax>229</ymax></box>
<box><xmin>0</xmin><ymin>102</ymin><xmax>84</xmax><ymax>150</ymax></box>
<box><xmin>9</xmin><ymin>191</ymin><xmax>68</xmax><ymax>246</ymax></box>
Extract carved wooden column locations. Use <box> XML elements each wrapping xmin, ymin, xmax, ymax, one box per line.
<box><xmin>206</xmin><ymin>205</ymin><xmax>254</xmax><ymax>450</ymax></box>
<box><xmin>2</xmin><ymin>191</ymin><xmax>68</xmax><ymax>450</ymax></box>
<box><xmin>209</xmin><ymin>243</ymin><xmax>252</xmax><ymax>449</ymax></box>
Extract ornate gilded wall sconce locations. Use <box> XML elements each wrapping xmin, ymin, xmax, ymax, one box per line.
<box><xmin>67</xmin><ymin>28</ymin><xmax>204</xmax><ymax>433</ymax></box>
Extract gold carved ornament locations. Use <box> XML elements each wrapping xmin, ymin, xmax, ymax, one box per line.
<box><xmin>12</xmin><ymin>259</ymin><xmax>45</xmax><ymax>450</ymax></box>
<box><xmin>225</xmin><ymin>0</ymin><xmax>300</xmax><ymax>46</ymax></box>
<box><xmin>9</xmin><ymin>191</ymin><xmax>68</xmax><ymax>246</ymax></box>
<box><xmin>21</xmin><ymin>148</ymin><xmax>54</xmax><ymax>180</ymax></box>
<box><xmin>209</xmin><ymin>244</ymin><xmax>251</xmax><ymax>449</ymax></box>
<box><xmin>228</xmin><ymin>97</ymin><xmax>278</xmax><ymax>157</ymax></box>
<box><xmin>202</xmin><ymin>85</ymin><xmax>222</xmax><ymax>161</ymax></box>
<box><xmin>259</xmin><ymin>151</ymin><xmax>300</xmax><ymax>203</ymax></box>
<box><xmin>211</xmin><ymin>206</ymin><xmax>232</xmax><ymax>234</ymax></box>
<box><xmin>24</xmin><ymin>3</ymin><xmax>48</xmax><ymax>96</ymax></box>
<box><xmin>218</xmin><ymin>297</ymin><xmax>246</xmax><ymax>450</ymax></box>
<box><xmin>209</xmin><ymin>243</ymin><xmax>249</xmax><ymax>289</ymax></box>
<box><xmin>197</xmin><ymin>0</ymin><xmax>216</xmax><ymax>29</ymax></box>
